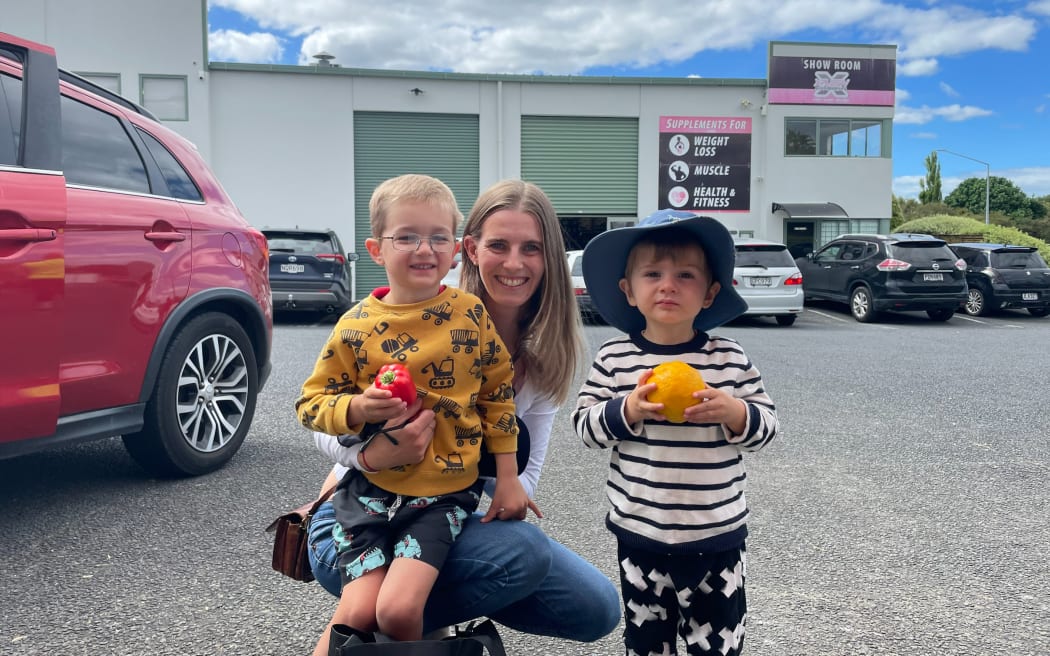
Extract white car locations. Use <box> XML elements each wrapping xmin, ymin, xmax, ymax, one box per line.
<box><xmin>566</xmin><ymin>250</ymin><xmax>599</xmax><ymax>323</ymax></box>
<box><xmin>732</xmin><ymin>238</ymin><xmax>804</xmax><ymax>326</ymax></box>
<box><xmin>440</xmin><ymin>252</ymin><xmax>463</xmax><ymax>288</ymax></box>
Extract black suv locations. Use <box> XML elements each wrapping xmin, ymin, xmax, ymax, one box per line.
<box><xmin>949</xmin><ymin>243</ymin><xmax>1050</xmax><ymax>317</ymax></box>
<box><xmin>263</xmin><ymin>229</ymin><xmax>358</xmax><ymax>317</ymax></box>
<box><xmin>796</xmin><ymin>233</ymin><xmax>967</xmax><ymax>322</ymax></box>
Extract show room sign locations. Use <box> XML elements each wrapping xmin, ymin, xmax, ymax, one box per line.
<box><xmin>658</xmin><ymin>116</ymin><xmax>751</xmax><ymax>213</ymax></box>
<box><xmin>768</xmin><ymin>55</ymin><xmax>896</xmax><ymax>106</ymax></box>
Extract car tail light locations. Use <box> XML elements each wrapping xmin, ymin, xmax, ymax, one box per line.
<box><xmin>954</xmin><ymin>258</ymin><xmax>966</xmax><ymax>271</ymax></box>
<box><xmin>317</xmin><ymin>253</ymin><xmax>346</xmax><ymax>265</ymax></box>
<box><xmin>574</xmin><ymin>287</ymin><xmax>585</xmax><ymax>296</ymax></box>
<box><xmin>876</xmin><ymin>258</ymin><xmax>911</xmax><ymax>272</ymax></box>
<box><xmin>784</xmin><ymin>273</ymin><xmax>803</xmax><ymax>286</ymax></box>
<box><xmin>732</xmin><ymin>278</ymin><xmax>739</xmax><ymax>286</ymax></box>
<box><xmin>247</xmin><ymin>228</ymin><xmax>269</xmax><ymax>261</ymax></box>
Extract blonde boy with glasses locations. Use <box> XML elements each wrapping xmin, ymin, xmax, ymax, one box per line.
<box><xmin>296</xmin><ymin>174</ymin><xmax>531</xmax><ymax>653</ymax></box>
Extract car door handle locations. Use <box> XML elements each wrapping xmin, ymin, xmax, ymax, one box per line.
<box><xmin>0</xmin><ymin>228</ymin><xmax>57</xmax><ymax>242</ymax></box>
<box><xmin>850</xmin><ymin>265</ymin><xmax>860</xmax><ymax>270</ymax></box>
<box><xmin>144</xmin><ymin>231</ymin><xmax>187</xmax><ymax>243</ymax></box>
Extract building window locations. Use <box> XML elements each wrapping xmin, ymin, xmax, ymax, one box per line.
<box><xmin>140</xmin><ymin>75</ymin><xmax>188</xmax><ymax>121</ymax></box>
<box><xmin>75</xmin><ymin>72</ymin><xmax>121</xmax><ymax>96</ymax></box>
<box><xmin>785</xmin><ymin>118</ymin><xmax>883</xmax><ymax>157</ymax></box>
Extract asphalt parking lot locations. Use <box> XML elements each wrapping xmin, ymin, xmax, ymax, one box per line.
<box><xmin>2</xmin><ymin>304</ymin><xmax>1048</xmax><ymax>655</ymax></box>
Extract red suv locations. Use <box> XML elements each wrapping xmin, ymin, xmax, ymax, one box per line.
<box><xmin>0</xmin><ymin>33</ymin><xmax>272</xmax><ymax>476</ymax></box>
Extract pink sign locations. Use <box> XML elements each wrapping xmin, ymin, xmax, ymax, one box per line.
<box><xmin>659</xmin><ymin>116</ymin><xmax>752</xmax><ymax>134</ymax></box>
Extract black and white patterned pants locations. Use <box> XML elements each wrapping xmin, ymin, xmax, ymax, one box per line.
<box><xmin>617</xmin><ymin>542</ymin><xmax>747</xmax><ymax>656</ymax></box>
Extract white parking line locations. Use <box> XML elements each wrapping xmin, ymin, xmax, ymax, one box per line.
<box><xmin>952</xmin><ymin>314</ymin><xmax>986</xmax><ymax>324</ymax></box>
<box><xmin>806</xmin><ymin>308</ymin><xmax>849</xmax><ymax>322</ymax></box>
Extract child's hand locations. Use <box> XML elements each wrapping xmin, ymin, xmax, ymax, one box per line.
<box><xmin>482</xmin><ymin>477</ymin><xmax>541</xmax><ymax>523</ymax></box>
<box><xmin>682</xmin><ymin>386</ymin><xmax>747</xmax><ymax>434</ymax></box>
<box><xmin>351</xmin><ymin>385</ymin><xmax>409</xmax><ymax>425</ymax></box>
<box><xmin>623</xmin><ymin>369</ymin><xmax>666</xmax><ymax>425</ymax></box>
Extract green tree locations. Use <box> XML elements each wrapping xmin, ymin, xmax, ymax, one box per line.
<box><xmin>918</xmin><ymin>151</ymin><xmax>942</xmax><ymax>204</ymax></box>
<box><xmin>944</xmin><ymin>176</ymin><xmax>1034</xmax><ymax>220</ymax></box>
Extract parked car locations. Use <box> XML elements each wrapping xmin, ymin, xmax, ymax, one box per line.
<box><xmin>567</xmin><ymin>249</ymin><xmax>600</xmax><ymax>323</ymax></box>
<box><xmin>795</xmin><ymin>233</ymin><xmax>967</xmax><ymax>322</ymax></box>
<box><xmin>732</xmin><ymin>238</ymin><xmax>803</xmax><ymax>326</ymax></box>
<box><xmin>0</xmin><ymin>32</ymin><xmax>272</xmax><ymax>476</ymax></box>
<box><xmin>949</xmin><ymin>243</ymin><xmax>1050</xmax><ymax>317</ymax></box>
<box><xmin>264</xmin><ymin>228</ymin><xmax>357</xmax><ymax>317</ymax></box>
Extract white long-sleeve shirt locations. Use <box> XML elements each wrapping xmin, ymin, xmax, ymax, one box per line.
<box><xmin>315</xmin><ymin>375</ymin><xmax>555</xmax><ymax>499</ymax></box>
<box><xmin>573</xmin><ymin>331</ymin><xmax>779</xmax><ymax>554</ymax></box>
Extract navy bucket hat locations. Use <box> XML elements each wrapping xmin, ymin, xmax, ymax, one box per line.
<box><xmin>581</xmin><ymin>209</ymin><xmax>747</xmax><ymax>334</ymax></box>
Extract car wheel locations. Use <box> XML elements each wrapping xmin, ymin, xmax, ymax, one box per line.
<box><xmin>123</xmin><ymin>312</ymin><xmax>259</xmax><ymax>477</ymax></box>
<box><xmin>926</xmin><ymin>308</ymin><xmax>954</xmax><ymax>322</ymax></box>
<box><xmin>849</xmin><ymin>286</ymin><xmax>877</xmax><ymax>323</ymax></box>
<box><xmin>1029</xmin><ymin>307</ymin><xmax>1050</xmax><ymax>318</ymax></box>
<box><xmin>963</xmin><ymin>287</ymin><xmax>990</xmax><ymax>316</ymax></box>
<box><xmin>775</xmin><ymin>314</ymin><xmax>797</xmax><ymax>326</ymax></box>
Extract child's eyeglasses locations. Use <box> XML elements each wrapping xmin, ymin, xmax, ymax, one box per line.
<box><xmin>380</xmin><ymin>234</ymin><xmax>456</xmax><ymax>253</ymax></box>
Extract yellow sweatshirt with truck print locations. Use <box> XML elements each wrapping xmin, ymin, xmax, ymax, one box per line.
<box><xmin>295</xmin><ymin>286</ymin><xmax>517</xmax><ymax>497</ymax></box>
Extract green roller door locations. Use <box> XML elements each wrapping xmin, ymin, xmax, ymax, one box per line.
<box><xmin>353</xmin><ymin>112</ymin><xmax>479</xmax><ymax>296</ymax></box>
<box><xmin>521</xmin><ymin>116</ymin><xmax>638</xmax><ymax>214</ymax></box>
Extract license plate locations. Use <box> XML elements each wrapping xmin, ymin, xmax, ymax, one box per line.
<box><xmin>923</xmin><ymin>273</ymin><xmax>943</xmax><ymax>281</ymax></box>
<box><xmin>1023</xmin><ymin>292</ymin><xmax>1038</xmax><ymax>301</ymax></box>
<box><xmin>749</xmin><ymin>276</ymin><xmax>772</xmax><ymax>287</ymax></box>
<box><xmin>280</xmin><ymin>263</ymin><xmax>305</xmax><ymax>273</ymax></box>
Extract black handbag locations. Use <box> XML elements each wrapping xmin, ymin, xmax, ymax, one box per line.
<box><xmin>329</xmin><ymin>620</ymin><xmax>506</xmax><ymax>656</ymax></box>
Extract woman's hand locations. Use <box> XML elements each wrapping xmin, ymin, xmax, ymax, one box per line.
<box><xmin>481</xmin><ymin>453</ymin><xmax>542</xmax><ymax>522</ymax></box>
<box><xmin>358</xmin><ymin>400</ymin><xmax>436</xmax><ymax>470</ymax></box>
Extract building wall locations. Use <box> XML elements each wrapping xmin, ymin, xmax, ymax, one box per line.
<box><xmin>1</xmin><ymin>0</ymin><xmax>212</xmax><ymax>159</ymax></box>
<box><xmin>3</xmin><ymin>0</ymin><xmax>896</xmax><ymax>296</ymax></box>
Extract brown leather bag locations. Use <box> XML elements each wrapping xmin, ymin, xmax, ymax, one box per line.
<box><xmin>266</xmin><ymin>485</ymin><xmax>336</xmax><ymax>582</ymax></box>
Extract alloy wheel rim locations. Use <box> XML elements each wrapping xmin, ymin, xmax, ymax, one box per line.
<box><xmin>177</xmin><ymin>335</ymin><xmax>249</xmax><ymax>453</ymax></box>
<box><xmin>852</xmin><ymin>291</ymin><xmax>869</xmax><ymax>317</ymax></box>
<box><xmin>966</xmin><ymin>290</ymin><xmax>983</xmax><ymax>315</ymax></box>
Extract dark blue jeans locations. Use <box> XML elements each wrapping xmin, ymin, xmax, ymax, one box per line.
<box><xmin>308</xmin><ymin>500</ymin><xmax>620</xmax><ymax>641</ymax></box>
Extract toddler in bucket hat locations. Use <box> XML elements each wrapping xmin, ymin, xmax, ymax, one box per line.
<box><xmin>581</xmin><ymin>209</ymin><xmax>746</xmax><ymax>335</ymax></box>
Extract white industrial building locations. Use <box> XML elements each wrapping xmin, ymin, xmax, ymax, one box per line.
<box><xmin>3</xmin><ymin>0</ymin><xmax>898</xmax><ymax>298</ymax></box>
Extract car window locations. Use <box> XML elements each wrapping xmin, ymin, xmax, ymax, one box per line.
<box><xmin>61</xmin><ymin>94</ymin><xmax>149</xmax><ymax>193</ymax></box>
<box><xmin>0</xmin><ymin>72</ymin><xmax>20</xmax><ymax>166</ymax></box>
<box><xmin>571</xmin><ymin>255</ymin><xmax>583</xmax><ymax>276</ymax></box>
<box><xmin>265</xmin><ymin>233</ymin><xmax>335</xmax><ymax>254</ymax></box>
<box><xmin>838</xmin><ymin>242</ymin><xmax>866</xmax><ymax>261</ymax></box>
<box><xmin>136</xmin><ymin>127</ymin><xmax>202</xmax><ymax>201</ymax></box>
<box><xmin>735</xmin><ymin>245</ymin><xmax>794</xmax><ymax>267</ymax></box>
<box><xmin>812</xmin><ymin>243</ymin><xmax>843</xmax><ymax>262</ymax></box>
<box><xmin>887</xmin><ymin>242</ymin><xmax>957</xmax><ymax>266</ymax></box>
<box><xmin>990</xmin><ymin>250</ymin><xmax>1046</xmax><ymax>268</ymax></box>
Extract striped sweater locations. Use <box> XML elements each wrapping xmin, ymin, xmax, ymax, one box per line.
<box><xmin>573</xmin><ymin>331</ymin><xmax>779</xmax><ymax>555</ymax></box>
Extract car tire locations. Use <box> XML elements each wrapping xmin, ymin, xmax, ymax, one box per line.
<box><xmin>1029</xmin><ymin>307</ymin><xmax>1050</xmax><ymax>318</ymax></box>
<box><xmin>926</xmin><ymin>308</ymin><xmax>954</xmax><ymax>322</ymax></box>
<box><xmin>963</xmin><ymin>286</ymin><xmax>991</xmax><ymax>316</ymax></box>
<box><xmin>775</xmin><ymin>314</ymin><xmax>797</xmax><ymax>326</ymax></box>
<box><xmin>123</xmin><ymin>312</ymin><xmax>259</xmax><ymax>477</ymax></box>
<box><xmin>849</xmin><ymin>286</ymin><xmax>878</xmax><ymax>323</ymax></box>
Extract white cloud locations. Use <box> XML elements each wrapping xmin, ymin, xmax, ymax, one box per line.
<box><xmin>209</xmin><ymin>29</ymin><xmax>284</xmax><ymax>63</ymax></box>
<box><xmin>939</xmin><ymin>81</ymin><xmax>959</xmax><ymax>97</ymax></box>
<box><xmin>898</xmin><ymin>58</ymin><xmax>939</xmax><ymax>76</ymax></box>
<box><xmin>208</xmin><ymin>1</ymin><xmax>1038</xmax><ymax>75</ymax></box>
<box><xmin>911</xmin><ymin>132</ymin><xmax>937</xmax><ymax>139</ymax></box>
<box><xmin>894</xmin><ymin>103</ymin><xmax>994</xmax><ymax>125</ymax></box>
<box><xmin>1001</xmin><ymin>166</ymin><xmax>1050</xmax><ymax>197</ymax></box>
<box><xmin>1026</xmin><ymin>0</ymin><xmax>1050</xmax><ymax>17</ymax></box>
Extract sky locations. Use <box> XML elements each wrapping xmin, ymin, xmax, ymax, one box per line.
<box><xmin>206</xmin><ymin>0</ymin><xmax>1050</xmax><ymax>200</ymax></box>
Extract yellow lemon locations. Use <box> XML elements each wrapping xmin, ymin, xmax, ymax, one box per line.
<box><xmin>648</xmin><ymin>361</ymin><xmax>706</xmax><ymax>423</ymax></box>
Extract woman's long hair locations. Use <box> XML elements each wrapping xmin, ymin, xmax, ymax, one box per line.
<box><xmin>459</xmin><ymin>180</ymin><xmax>584</xmax><ymax>403</ymax></box>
